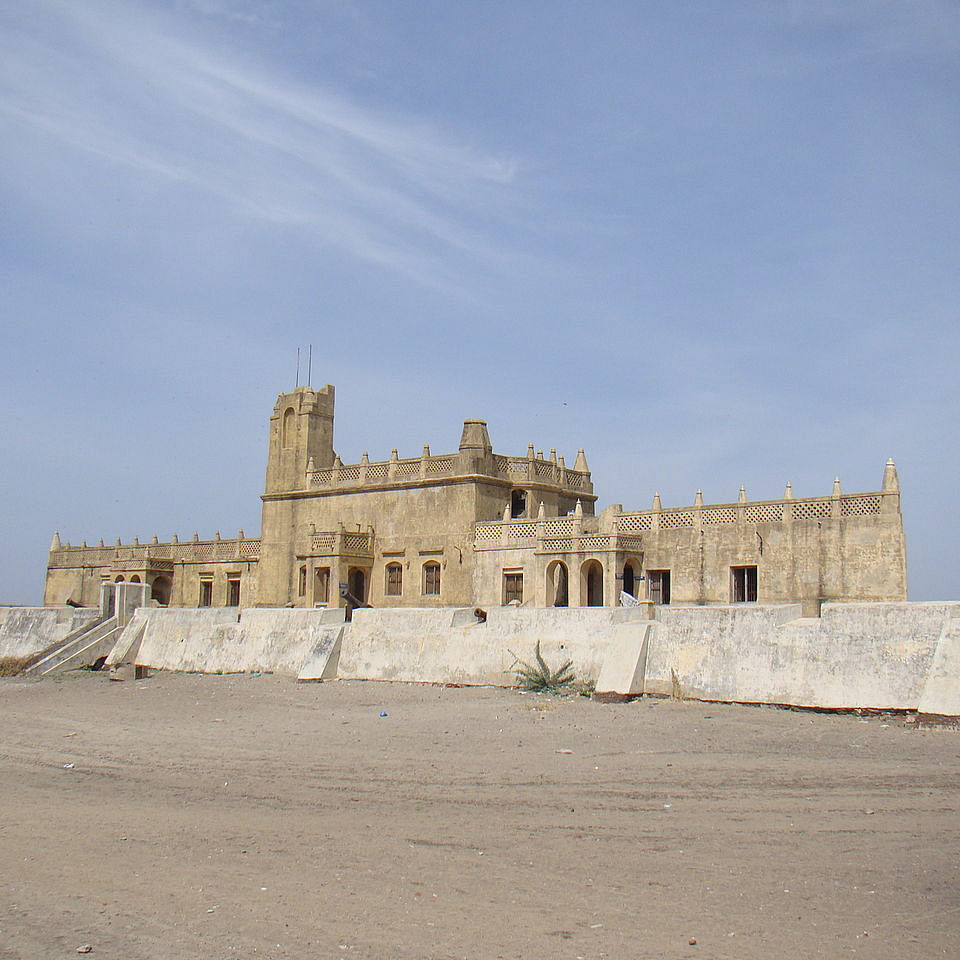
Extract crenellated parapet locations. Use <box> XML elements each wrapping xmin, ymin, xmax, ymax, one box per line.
<box><xmin>48</xmin><ymin>535</ymin><xmax>261</xmax><ymax>568</ymax></box>
<box><xmin>305</xmin><ymin>447</ymin><xmax>592</xmax><ymax>494</ymax></box>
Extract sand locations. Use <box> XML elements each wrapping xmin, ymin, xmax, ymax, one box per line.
<box><xmin>0</xmin><ymin>671</ymin><xmax>958</xmax><ymax>960</ymax></box>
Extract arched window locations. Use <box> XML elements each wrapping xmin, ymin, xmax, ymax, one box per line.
<box><xmin>510</xmin><ymin>489</ymin><xmax>527</xmax><ymax>519</ymax></box>
<box><xmin>385</xmin><ymin>563</ymin><xmax>403</xmax><ymax>597</ymax></box>
<box><xmin>281</xmin><ymin>407</ymin><xmax>296</xmax><ymax>448</ymax></box>
<box><xmin>546</xmin><ymin>560</ymin><xmax>569</xmax><ymax>607</ymax></box>
<box><xmin>422</xmin><ymin>561</ymin><xmax>441</xmax><ymax>596</ymax></box>
<box><xmin>130</xmin><ymin>575</ymin><xmax>141</xmax><ymax>583</ymax></box>
<box><xmin>114</xmin><ymin>575</ymin><xmax>125</xmax><ymax>583</ymax></box>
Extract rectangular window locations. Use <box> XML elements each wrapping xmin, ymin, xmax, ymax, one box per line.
<box><xmin>648</xmin><ymin>569</ymin><xmax>671</xmax><ymax>605</ymax></box>
<box><xmin>731</xmin><ymin>565</ymin><xmax>758</xmax><ymax>602</ymax></box>
<box><xmin>314</xmin><ymin>567</ymin><xmax>330</xmax><ymax>604</ymax></box>
<box><xmin>227</xmin><ymin>577</ymin><xmax>241</xmax><ymax>607</ymax></box>
<box><xmin>503</xmin><ymin>571</ymin><xmax>523</xmax><ymax>604</ymax></box>
<box><xmin>199</xmin><ymin>577</ymin><xmax>213</xmax><ymax>607</ymax></box>
<box><xmin>422</xmin><ymin>562</ymin><xmax>441</xmax><ymax>596</ymax></box>
<box><xmin>385</xmin><ymin>563</ymin><xmax>403</xmax><ymax>597</ymax></box>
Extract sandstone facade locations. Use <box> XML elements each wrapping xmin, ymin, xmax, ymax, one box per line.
<box><xmin>45</xmin><ymin>384</ymin><xmax>907</xmax><ymax>614</ymax></box>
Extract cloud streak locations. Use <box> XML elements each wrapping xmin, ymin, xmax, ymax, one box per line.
<box><xmin>0</xmin><ymin>0</ymin><xmax>521</xmax><ymax>289</ymax></box>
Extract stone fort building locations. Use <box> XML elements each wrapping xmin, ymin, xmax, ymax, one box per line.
<box><xmin>45</xmin><ymin>384</ymin><xmax>907</xmax><ymax>615</ymax></box>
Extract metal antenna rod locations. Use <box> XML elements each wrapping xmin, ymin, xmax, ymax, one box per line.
<box><xmin>307</xmin><ymin>344</ymin><xmax>312</xmax><ymax>386</ymax></box>
<box><xmin>295</xmin><ymin>346</ymin><xmax>300</xmax><ymax>386</ymax></box>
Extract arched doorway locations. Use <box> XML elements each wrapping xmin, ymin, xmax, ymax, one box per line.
<box><xmin>151</xmin><ymin>575</ymin><xmax>171</xmax><ymax>605</ymax></box>
<box><xmin>349</xmin><ymin>568</ymin><xmax>366</xmax><ymax>604</ymax></box>
<box><xmin>622</xmin><ymin>560</ymin><xmax>640</xmax><ymax>600</ymax></box>
<box><xmin>545</xmin><ymin>560</ymin><xmax>569</xmax><ymax>607</ymax></box>
<box><xmin>581</xmin><ymin>560</ymin><xmax>604</xmax><ymax>606</ymax></box>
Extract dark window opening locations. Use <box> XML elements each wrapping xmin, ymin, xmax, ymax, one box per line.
<box><xmin>298</xmin><ymin>565</ymin><xmax>307</xmax><ymax>597</ymax></box>
<box><xmin>648</xmin><ymin>569</ymin><xmax>671</xmax><ymax>605</ymax></box>
<box><xmin>622</xmin><ymin>565</ymin><xmax>635</xmax><ymax>598</ymax></box>
<box><xmin>731</xmin><ymin>565</ymin><xmax>758</xmax><ymax>602</ymax></box>
<box><xmin>510</xmin><ymin>489</ymin><xmax>527</xmax><ymax>519</ymax></box>
<box><xmin>227</xmin><ymin>577</ymin><xmax>241</xmax><ymax>607</ymax></box>
<box><xmin>503</xmin><ymin>572</ymin><xmax>523</xmax><ymax>604</ymax></box>
<box><xmin>199</xmin><ymin>579</ymin><xmax>213</xmax><ymax>607</ymax></box>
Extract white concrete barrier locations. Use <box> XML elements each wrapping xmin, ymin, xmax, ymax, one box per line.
<box><xmin>338</xmin><ymin>606</ymin><xmax>650</xmax><ymax>685</ymax></box>
<box><xmin>109</xmin><ymin>606</ymin><xmax>347</xmax><ymax>676</ymax></box>
<box><xmin>918</xmin><ymin>617</ymin><xmax>960</xmax><ymax>716</ymax></box>
<box><xmin>0</xmin><ymin>606</ymin><xmax>100</xmax><ymax>660</ymax></box>
<box><xmin>642</xmin><ymin>602</ymin><xmax>960</xmax><ymax>710</ymax></box>
<box><xmin>85</xmin><ymin>600</ymin><xmax>960</xmax><ymax>715</ymax></box>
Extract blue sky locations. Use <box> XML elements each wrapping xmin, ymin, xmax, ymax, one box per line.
<box><xmin>2</xmin><ymin>0</ymin><xmax>958</xmax><ymax>602</ymax></box>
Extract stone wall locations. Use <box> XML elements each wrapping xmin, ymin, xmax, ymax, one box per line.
<box><xmin>0</xmin><ymin>606</ymin><xmax>101</xmax><ymax>660</ymax></box>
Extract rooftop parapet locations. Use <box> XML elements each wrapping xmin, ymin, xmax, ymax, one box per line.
<box><xmin>48</xmin><ymin>535</ymin><xmax>261</xmax><ymax>567</ymax></box>
<box><xmin>304</xmin><ymin>448</ymin><xmax>593</xmax><ymax>493</ymax></box>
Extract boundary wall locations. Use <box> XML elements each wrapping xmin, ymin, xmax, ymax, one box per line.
<box><xmin>8</xmin><ymin>601</ymin><xmax>959</xmax><ymax>715</ymax></box>
<box><xmin>109</xmin><ymin>606</ymin><xmax>346</xmax><ymax>677</ymax></box>
<box><xmin>0</xmin><ymin>606</ymin><xmax>101</xmax><ymax>660</ymax></box>
<box><xmin>337</xmin><ymin>607</ymin><xmax>649</xmax><ymax>686</ymax></box>
<box><xmin>641</xmin><ymin>602</ymin><xmax>960</xmax><ymax>710</ymax></box>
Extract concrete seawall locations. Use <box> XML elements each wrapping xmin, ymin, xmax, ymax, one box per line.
<box><xmin>111</xmin><ymin>606</ymin><xmax>346</xmax><ymax>676</ymax></box>
<box><xmin>0</xmin><ymin>606</ymin><xmax>100</xmax><ymax>660</ymax></box>
<box><xmin>338</xmin><ymin>606</ymin><xmax>649</xmax><ymax>685</ymax></box>
<box><xmin>643</xmin><ymin>602</ymin><xmax>960</xmax><ymax>710</ymax></box>
<box><xmin>8</xmin><ymin>600</ymin><xmax>954</xmax><ymax>715</ymax></box>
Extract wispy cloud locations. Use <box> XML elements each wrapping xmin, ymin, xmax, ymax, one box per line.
<box><xmin>0</xmin><ymin>0</ymin><xmax>521</xmax><ymax>288</ymax></box>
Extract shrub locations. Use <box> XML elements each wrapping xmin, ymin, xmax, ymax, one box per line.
<box><xmin>512</xmin><ymin>641</ymin><xmax>575</xmax><ymax>694</ymax></box>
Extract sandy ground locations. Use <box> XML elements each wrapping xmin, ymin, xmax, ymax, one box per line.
<box><xmin>0</xmin><ymin>672</ymin><xmax>958</xmax><ymax>960</ymax></box>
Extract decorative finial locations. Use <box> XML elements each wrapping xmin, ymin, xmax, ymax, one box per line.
<box><xmin>882</xmin><ymin>458</ymin><xmax>900</xmax><ymax>493</ymax></box>
<box><xmin>50</xmin><ymin>531</ymin><xmax>61</xmax><ymax>551</ymax></box>
<box><xmin>694</xmin><ymin>489</ymin><xmax>704</xmax><ymax>506</ymax></box>
<box><xmin>574</xmin><ymin>448</ymin><xmax>589</xmax><ymax>472</ymax></box>
<box><xmin>652</xmin><ymin>492</ymin><xmax>662</xmax><ymax>510</ymax></box>
<box><xmin>832</xmin><ymin>476</ymin><xmax>843</xmax><ymax>496</ymax></box>
<box><xmin>537</xmin><ymin>501</ymin><xmax>545</xmax><ymax>519</ymax></box>
<box><xmin>574</xmin><ymin>499</ymin><xmax>583</xmax><ymax>517</ymax></box>
<box><xmin>502</xmin><ymin>503</ymin><xmax>511</xmax><ymax>522</ymax></box>
<box><xmin>422</xmin><ymin>444</ymin><xmax>431</xmax><ymax>458</ymax></box>
<box><xmin>527</xmin><ymin>443</ymin><xmax>535</xmax><ymax>458</ymax></box>
<box><xmin>784</xmin><ymin>482</ymin><xmax>793</xmax><ymax>500</ymax></box>
<box><xmin>549</xmin><ymin>448</ymin><xmax>557</xmax><ymax>463</ymax></box>
<box><xmin>738</xmin><ymin>485</ymin><xmax>747</xmax><ymax>504</ymax></box>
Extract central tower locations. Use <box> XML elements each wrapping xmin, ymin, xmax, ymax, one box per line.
<box><xmin>264</xmin><ymin>385</ymin><xmax>336</xmax><ymax>494</ymax></box>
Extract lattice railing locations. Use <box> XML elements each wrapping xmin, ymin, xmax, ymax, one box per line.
<box><xmin>840</xmin><ymin>495</ymin><xmax>882</xmax><ymax>516</ymax></box>
<box><xmin>342</xmin><ymin>533</ymin><xmax>372</xmax><ymax>553</ymax></box>
<box><xmin>311</xmin><ymin>534</ymin><xmax>336</xmax><ymax>552</ymax></box>
<box><xmin>615</xmin><ymin>491</ymin><xmax>883</xmax><ymax>532</ymax></box>
<box><xmin>792</xmin><ymin>499</ymin><xmax>833</xmax><ymax>520</ymax></box>
<box><xmin>744</xmin><ymin>503</ymin><xmax>783</xmax><ymax>523</ymax></box>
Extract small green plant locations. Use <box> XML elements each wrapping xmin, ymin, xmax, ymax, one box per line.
<box><xmin>512</xmin><ymin>641</ymin><xmax>575</xmax><ymax>694</ymax></box>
